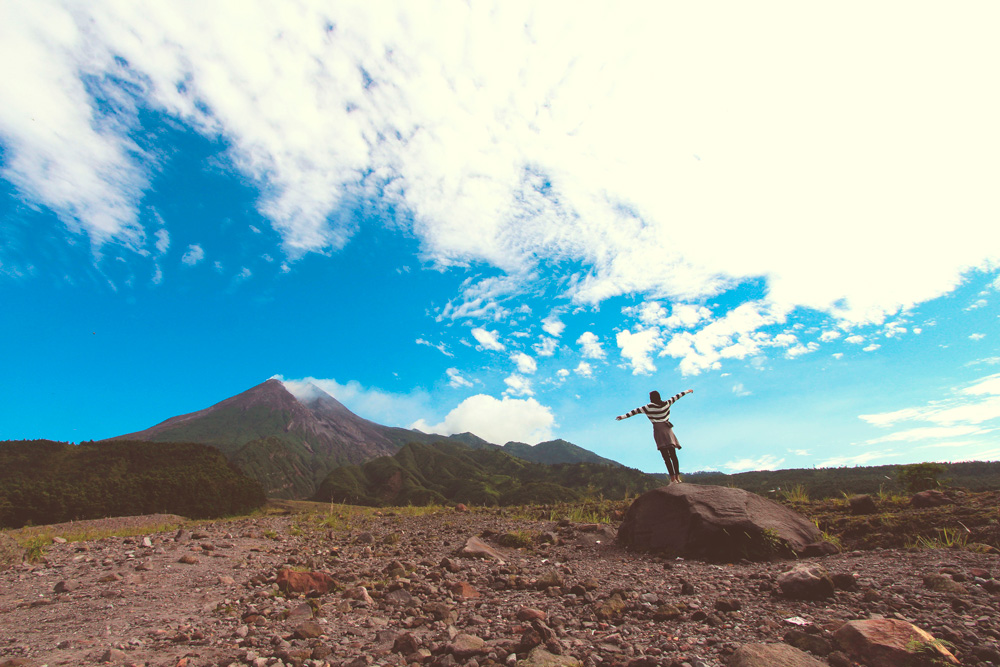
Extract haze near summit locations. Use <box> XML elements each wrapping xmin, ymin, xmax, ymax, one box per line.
<box><xmin>1</xmin><ymin>2</ymin><xmax>999</xmax><ymax>475</ymax></box>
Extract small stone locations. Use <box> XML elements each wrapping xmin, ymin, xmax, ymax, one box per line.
<box><xmin>517</xmin><ymin>607</ymin><xmax>547</xmax><ymax>622</ymax></box>
<box><xmin>449</xmin><ymin>633</ymin><xmax>487</xmax><ymax>659</ymax></box>
<box><xmin>715</xmin><ymin>597</ymin><xmax>741</xmax><ymax>612</ymax></box>
<box><xmin>516</xmin><ymin>646</ymin><xmax>582</xmax><ymax>667</ymax></box>
<box><xmin>449</xmin><ymin>581</ymin><xmax>480</xmax><ymax>599</ymax></box>
<box><xmin>53</xmin><ymin>580</ymin><xmax>77</xmax><ymax>593</ymax></box>
<box><xmin>293</xmin><ymin>620</ymin><xmax>324</xmax><ymax>639</ymax></box>
<box><xmin>100</xmin><ymin>648</ymin><xmax>127</xmax><ymax>663</ymax></box>
<box><xmin>923</xmin><ymin>574</ymin><xmax>966</xmax><ymax>594</ymax></box>
<box><xmin>777</xmin><ymin>565</ymin><xmax>835</xmax><ymax>600</ymax></box>
<box><xmin>177</xmin><ymin>555</ymin><xmax>199</xmax><ymax>565</ymax></box>
<box><xmin>728</xmin><ymin>643</ymin><xmax>827</xmax><ymax>667</ymax></box>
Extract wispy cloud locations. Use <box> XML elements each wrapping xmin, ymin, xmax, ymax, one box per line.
<box><xmin>2</xmin><ymin>1</ymin><xmax>996</xmax><ymax>338</ymax></box>
<box><xmin>181</xmin><ymin>244</ymin><xmax>205</xmax><ymax>266</ymax></box>
<box><xmin>859</xmin><ymin>374</ymin><xmax>1000</xmax><ymax>446</ymax></box>
<box><xmin>416</xmin><ymin>338</ymin><xmax>454</xmax><ymax>357</ymax></box>
<box><xmin>446</xmin><ymin>368</ymin><xmax>472</xmax><ymax>388</ymax></box>
<box><xmin>721</xmin><ymin>454</ymin><xmax>786</xmax><ymax>473</ymax></box>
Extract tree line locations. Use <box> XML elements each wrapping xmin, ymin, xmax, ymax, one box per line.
<box><xmin>0</xmin><ymin>439</ymin><xmax>266</xmax><ymax>529</ymax></box>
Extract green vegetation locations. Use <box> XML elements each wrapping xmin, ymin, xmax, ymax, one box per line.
<box><xmin>907</xmin><ymin>526</ymin><xmax>971</xmax><ymax>550</ymax></box>
<box><xmin>684</xmin><ymin>460</ymin><xmax>1000</xmax><ymax>499</ymax></box>
<box><xmin>313</xmin><ymin>441</ymin><xmax>658</xmax><ymax>507</ymax></box>
<box><xmin>897</xmin><ymin>462</ymin><xmax>947</xmax><ymax>493</ymax></box>
<box><xmin>0</xmin><ymin>439</ymin><xmax>266</xmax><ymax>529</ymax></box>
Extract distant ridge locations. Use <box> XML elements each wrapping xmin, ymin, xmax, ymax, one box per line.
<box><xmin>109</xmin><ymin>378</ymin><xmax>623</xmax><ymax>499</ymax></box>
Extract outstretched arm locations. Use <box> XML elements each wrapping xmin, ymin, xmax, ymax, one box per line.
<box><xmin>665</xmin><ymin>389</ymin><xmax>694</xmax><ymax>406</ymax></box>
<box><xmin>615</xmin><ymin>405</ymin><xmax>646</xmax><ymax>421</ymax></box>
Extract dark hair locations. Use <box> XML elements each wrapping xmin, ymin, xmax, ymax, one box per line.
<box><xmin>649</xmin><ymin>390</ymin><xmax>664</xmax><ymax>405</ymax></box>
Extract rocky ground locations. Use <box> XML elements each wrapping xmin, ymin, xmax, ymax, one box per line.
<box><xmin>1</xmin><ymin>494</ymin><xmax>999</xmax><ymax>667</ymax></box>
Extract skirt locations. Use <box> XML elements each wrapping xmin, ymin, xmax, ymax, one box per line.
<box><xmin>652</xmin><ymin>421</ymin><xmax>680</xmax><ymax>450</ymax></box>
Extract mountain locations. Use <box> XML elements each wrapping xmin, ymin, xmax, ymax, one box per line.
<box><xmin>313</xmin><ymin>440</ymin><xmax>657</xmax><ymax>507</ymax></box>
<box><xmin>110</xmin><ymin>378</ymin><xmax>624</xmax><ymax>499</ymax></box>
<box><xmin>111</xmin><ymin>379</ymin><xmax>437</xmax><ymax>498</ymax></box>
<box><xmin>501</xmin><ymin>439</ymin><xmax>621</xmax><ymax>466</ymax></box>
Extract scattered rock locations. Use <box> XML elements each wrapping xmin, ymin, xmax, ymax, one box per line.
<box><xmin>777</xmin><ymin>565</ymin><xmax>835</xmax><ymax>600</ymax></box>
<box><xmin>292</xmin><ymin>620</ymin><xmax>324</xmax><ymax>639</ymax></box>
<box><xmin>177</xmin><ymin>555</ymin><xmax>198</xmax><ymax>565</ymax></box>
<box><xmin>922</xmin><ymin>573</ymin><xmax>966</xmax><ymax>594</ymax></box>
<box><xmin>275</xmin><ymin>568</ymin><xmax>336</xmax><ymax>595</ymax></box>
<box><xmin>833</xmin><ymin>618</ymin><xmax>960</xmax><ymax>667</ymax></box>
<box><xmin>911</xmin><ymin>490</ymin><xmax>953</xmax><ymax>508</ymax></box>
<box><xmin>728</xmin><ymin>643</ymin><xmax>827</xmax><ymax>667</ymax></box>
<box><xmin>517</xmin><ymin>646</ymin><xmax>582</xmax><ymax>667</ymax></box>
<box><xmin>849</xmin><ymin>494</ymin><xmax>878</xmax><ymax>515</ymax></box>
<box><xmin>99</xmin><ymin>648</ymin><xmax>126</xmax><ymax>663</ymax></box>
<box><xmin>459</xmin><ymin>536</ymin><xmax>505</xmax><ymax>562</ymax></box>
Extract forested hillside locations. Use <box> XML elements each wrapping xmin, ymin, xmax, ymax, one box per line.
<box><xmin>682</xmin><ymin>460</ymin><xmax>1000</xmax><ymax>498</ymax></box>
<box><xmin>0</xmin><ymin>440</ymin><xmax>266</xmax><ymax>528</ymax></box>
<box><xmin>313</xmin><ymin>441</ymin><xmax>657</xmax><ymax>506</ymax></box>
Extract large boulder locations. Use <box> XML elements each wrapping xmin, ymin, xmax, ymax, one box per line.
<box><xmin>616</xmin><ymin>484</ymin><xmax>824</xmax><ymax>561</ymax></box>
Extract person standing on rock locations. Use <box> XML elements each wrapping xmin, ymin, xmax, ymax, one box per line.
<box><xmin>616</xmin><ymin>389</ymin><xmax>693</xmax><ymax>484</ymax></box>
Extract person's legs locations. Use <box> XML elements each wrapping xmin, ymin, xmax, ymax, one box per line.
<box><xmin>666</xmin><ymin>448</ymin><xmax>680</xmax><ymax>482</ymax></box>
<box><xmin>659</xmin><ymin>448</ymin><xmax>678</xmax><ymax>479</ymax></box>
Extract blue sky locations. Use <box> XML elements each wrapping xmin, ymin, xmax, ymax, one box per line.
<box><xmin>2</xmin><ymin>2</ymin><xmax>999</xmax><ymax>475</ymax></box>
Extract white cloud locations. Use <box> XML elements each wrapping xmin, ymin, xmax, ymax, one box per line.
<box><xmin>446</xmin><ymin>367</ymin><xmax>472</xmax><ymax>388</ymax></box>
<box><xmin>577</xmin><ymin>331</ymin><xmax>606</xmax><ymax>360</ymax></box>
<box><xmin>819</xmin><ymin>330</ymin><xmax>841</xmax><ymax>342</ymax></box>
<box><xmin>278</xmin><ymin>375</ymin><xmax>431</xmax><ymax>428</ymax></box>
<box><xmin>237</xmin><ymin>267</ymin><xmax>252</xmax><ymax>280</ymax></box>
<box><xmin>859</xmin><ymin>374</ymin><xmax>1000</xmax><ymax>449</ymax></box>
<box><xmin>574</xmin><ymin>361</ymin><xmax>593</xmax><ymax>378</ymax></box>
<box><xmin>154</xmin><ymin>229</ymin><xmax>170</xmax><ymax>255</ymax></box>
<box><xmin>970</xmin><ymin>333</ymin><xmax>986</xmax><ymax>341</ymax></box>
<box><xmin>542</xmin><ymin>312</ymin><xmax>565</xmax><ymax>337</ymax></box>
<box><xmin>471</xmin><ymin>327</ymin><xmax>505</xmax><ymax>351</ymax></box>
<box><xmin>503</xmin><ymin>373</ymin><xmax>533</xmax><ymax>397</ymax></box>
<box><xmin>865</xmin><ymin>425</ymin><xmax>990</xmax><ymax>445</ymax></box>
<box><xmin>4</xmin><ymin>1</ymin><xmax>1000</xmax><ymax>337</ymax></box>
<box><xmin>556</xmin><ymin>369</ymin><xmax>570</xmax><ymax>378</ymax></box>
<box><xmin>721</xmin><ymin>454</ymin><xmax>785</xmax><ymax>473</ymax></box>
<box><xmin>181</xmin><ymin>244</ymin><xmax>204</xmax><ymax>266</ymax></box>
<box><xmin>533</xmin><ymin>336</ymin><xmax>558</xmax><ymax>358</ymax></box>
<box><xmin>845</xmin><ymin>335</ymin><xmax>865</xmax><ymax>345</ymax></box>
<box><xmin>732</xmin><ymin>382</ymin><xmax>751</xmax><ymax>397</ymax></box>
<box><xmin>963</xmin><ymin>374</ymin><xmax>1000</xmax><ymax>396</ymax></box>
<box><xmin>789</xmin><ymin>449</ymin><xmax>810</xmax><ymax>456</ymax></box>
<box><xmin>511</xmin><ymin>352</ymin><xmax>537</xmax><ymax>374</ymax></box>
<box><xmin>660</xmin><ymin>301</ymin><xmax>787</xmax><ymax>375</ymax></box>
<box><xmin>832</xmin><ymin>352</ymin><xmax>844</xmax><ymax>360</ymax></box>
<box><xmin>151</xmin><ymin>265</ymin><xmax>162</xmax><ymax>285</ymax></box>
<box><xmin>666</xmin><ymin>304</ymin><xmax>713</xmax><ymax>330</ymax></box>
<box><xmin>786</xmin><ymin>342</ymin><xmax>819</xmax><ymax>359</ymax></box>
<box><xmin>862</xmin><ymin>343</ymin><xmax>881</xmax><ymax>352</ymax></box>
<box><xmin>616</xmin><ymin>328</ymin><xmax>663</xmax><ymax>375</ymax></box>
<box><xmin>412</xmin><ymin>394</ymin><xmax>555</xmax><ymax>444</ymax></box>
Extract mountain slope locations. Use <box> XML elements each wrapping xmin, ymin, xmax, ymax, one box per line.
<box><xmin>313</xmin><ymin>440</ymin><xmax>656</xmax><ymax>507</ymax></box>
<box><xmin>502</xmin><ymin>439</ymin><xmax>621</xmax><ymax>466</ymax></box>
<box><xmin>111</xmin><ymin>379</ymin><xmax>412</xmax><ymax>498</ymax></box>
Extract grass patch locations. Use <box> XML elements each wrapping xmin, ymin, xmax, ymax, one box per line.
<box><xmin>780</xmin><ymin>484</ymin><xmax>810</xmax><ymax>503</ymax></box>
<box><xmin>907</xmin><ymin>527</ymin><xmax>970</xmax><ymax>550</ymax></box>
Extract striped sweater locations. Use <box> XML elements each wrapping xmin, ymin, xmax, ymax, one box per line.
<box><xmin>618</xmin><ymin>391</ymin><xmax>688</xmax><ymax>424</ymax></box>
